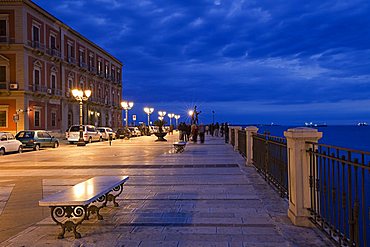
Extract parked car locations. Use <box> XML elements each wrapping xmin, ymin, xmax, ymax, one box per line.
<box><xmin>15</xmin><ymin>130</ymin><xmax>59</xmax><ymax>151</ymax></box>
<box><xmin>0</xmin><ymin>132</ymin><xmax>23</xmax><ymax>155</ymax></box>
<box><xmin>66</xmin><ymin>125</ymin><xmax>102</xmax><ymax>144</ymax></box>
<box><xmin>116</xmin><ymin>128</ymin><xmax>131</xmax><ymax>139</ymax></box>
<box><xmin>128</xmin><ymin>127</ymin><xmax>142</xmax><ymax>137</ymax></box>
<box><xmin>97</xmin><ymin>127</ymin><xmax>116</xmax><ymax>140</ymax></box>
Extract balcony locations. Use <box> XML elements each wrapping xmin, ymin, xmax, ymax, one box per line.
<box><xmin>67</xmin><ymin>57</ymin><xmax>76</xmax><ymax>65</ymax></box>
<box><xmin>28</xmin><ymin>84</ymin><xmax>48</xmax><ymax>93</ymax></box>
<box><xmin>79</xmin><ymin>62</ymin><xmax>88</xmax><ymax>70</ymax></box>
<box><xmin>46</xmin><ymin>48</ymin><xmax>61</xmax><ymax>59</ymax></box>
<box><xmin>0</xmin><ymin>36</ymin><xmax>15</xmax><ymax>44</ymax></box>
<box><xmin>88</xmin><ymin>66</ymin><xmax>96</xmax><ymax>74</ymax></box>
<box><xmin>28</xmin><ymin>40</ymin><xmax>45</xmax><ymax>53</ymax></box>
<box><xmin>97</xmin><ymin>71</ymin><xmax>104</xmax><ymax>78</ymax></box>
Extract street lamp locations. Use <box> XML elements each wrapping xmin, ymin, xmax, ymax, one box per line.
<box><xmin>174</xmin><ymin>114</ymin><xmax>180</xmax><ymax>128</ymax></box>
<box><xmin>72</xmin><ymin>88</ymin><xmax>92</xmax><ymax>146</ymax></box>
<box><xmin>121</xmin><ymin>101</ymin><xmax>134</xmax><ymax>127</ymax></box>
<box><xmin>158</xmin><ymin>111</ymin><xmax>166</xmax><ymax>124</ymax></box>
<box><xmin>167</xmin><ymin>113</ymin><xmax>175</xmax><ymax>126</ymax></box>
<box><xmin>212</xmin><ymin>110</ymin><xmax>215</xmax><ymax>124</ymax></box>
<box><xmin>143</xmin><ymin>107</ymin><xmax>154</xmax><ymax>126</ymax></box>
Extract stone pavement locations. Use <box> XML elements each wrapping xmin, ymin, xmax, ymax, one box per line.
<box><xmin>0</xmin><ymin>133</ymin><xmax>333</xmax><ymax>246</ymax></box>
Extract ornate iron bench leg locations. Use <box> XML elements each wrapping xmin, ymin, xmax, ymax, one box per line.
<box><xmin>105</xmin><ymin>183</ymin><xmax>124</xmax><ymax>207</ymax></box>
<box><xmin>87</xmin><ymin>194</ymin><xmax>107</xmax><ymax>220</ymax></box>
<box><xmin>50</xmin><ymin>205</ymin><xmax>88</xmax><ymax>239</ymax></box>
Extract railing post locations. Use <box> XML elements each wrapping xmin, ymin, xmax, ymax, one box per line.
<box><xmin>245</xmin><ymin>126</ymin><xmax>258</xmax><ymax>166</ymax></box>
<box><xmin>234</xmin><ymin>126</ymin><xmax>242</xmax><ymax>151</ymax></box>
<box><xmin>228</xmin><ymin>127</ymin><xmax>233</xmax><ymax>144</ymax></box>
<box><xmin>284</xmin><ymin>127</ymin><xmax>322</xmax><ymax>227</ymax></box>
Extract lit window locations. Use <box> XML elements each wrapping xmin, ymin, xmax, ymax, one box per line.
<box><xmin>34</xmin><ymin>110</ymin><xmax>40</xmax><ymax>127</ymax></box>
<box><xmin>0</xmin><ymin>110</ymin><xmax>6</xmax><ymax>127</ymax></box>
<box><xmin>51</xmin><ymin>112</ymin><xmax>56</xmax><ymax>127</ymax></box>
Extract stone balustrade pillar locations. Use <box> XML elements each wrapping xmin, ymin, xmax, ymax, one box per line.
<box><xmin>233</xmin><ymin>126</ymin><xmax>242</xmax><ymax>151</ymax></box>
<box><xmin>284</xmin><ymin>127</ymin><xmax>322</xmax><ymax>227</ymax></box>
<box><xmin>245</xmin><ymin>126</ymin><xmax>258</xmax><ymax>166</ymax></box>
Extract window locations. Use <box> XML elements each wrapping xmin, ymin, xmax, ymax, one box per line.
<box><xmin>79</xmin><ymin>50</ymin><xmax>85</xmax><ymax>64</ymax></box>
<box><xmin>50</xmin><ymin>35</ymin><xmax>56</xmax><ymax>49</ymax></box>
<box><xmin>105</xmin><ymin>63</ymin><xmax>109</xmax><ymax>77</ymax></box>
<box><xmin>67</xmin><ymin>43</ymin><xmax>74</xmax><ymax>58</ymax></box>
<box><xmin>117</xmin><ymin>69</ymin><xmax>121</xmax><ymax>82</ymax></box>
<box><xmin>0</xmin><ymin>66</ymin><xmax>5</xmax><ymax>82</ymax></box>
<box><xmin>97</xmin><ymin>60</ymin><xmax>102</xmax><ymax>74</ymax></box>
<box><xmin>68</xmin><ymin>78</ymin><xmax>73</xmax><ymax>91</ymax></box>
<box><xmin>32</xmin><ymin>25</ymin><xmax>40</xmax><ymax>42</ymax></box>
<box><xmin>0</xmin><ymin>109</ymin><xmax>6</xmax><ymax>127</ymax></box>
<box><xmin>0</xmin><ymin>20</ymin><xmax>6</xmax><ymax>37</ymax></box>
<box><xmin>34</xmin><ymin>110</ymin><xmax>40</xmax><ymax>127</ymax></box>
<box><xmin>34</xmin><ymin>68</ymin><xmax>40</xmax><ymax>86</ymax></box>
<box><xmin>51</xmin><ymin>112</ymin><xmax>56</xmax><ymax>127</ymax></box>
<box><xmin>89</xmin><ymin>54</ymin><xmax>94</xmax><ymax>69</ymax></box>
<box><xmin>68</xmin><ymin>112</ymin><xmax>73</xmax><ymax>127</ymax></box>
<box><xmin>111</xmin><ymin>67</ymin><xmax>115</xmax><ymax>80</ymax></box>
<box><xmin>51</xmin><ymin>73</ymin><xmax>56</xmax><ymax>89</ymax></box>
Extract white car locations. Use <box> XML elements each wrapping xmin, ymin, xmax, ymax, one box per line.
<box><xmin>66</xmin><ymin>125</ymin><xmax>102</xmax><ymax>144</ymax></box>
<box><xmin>97</xmin><ymin>127</ymin><xmax>116</xmax><ymax>140</ymax></box>
<box><xmin>128</xmin><ymin>127</ymin><xmax>142</xmax><ymax>137</ymax></box>
<box><xmin>0</xmin><ymin>132</ymin><xmax>23</xmax><ymax>155</ymax></box>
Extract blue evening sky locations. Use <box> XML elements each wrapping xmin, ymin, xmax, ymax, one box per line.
<box><xmin>34</xmin><ymin>0</ymin><xmax>370</xmax><ymax>125</ymax></box>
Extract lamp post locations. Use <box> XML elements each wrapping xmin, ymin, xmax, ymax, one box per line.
<box><xmin>121</xmin><ymin>101</ymin><xmax>134</xmax><ymax>128</ymax></box>
<box><xmin>143</xmin><ymin>107</ymin><xmax>154</xmax><ymax>127</ymax></box>
<box><xmin>174</xmin><ymin>114</ymin><xmax>180</xmax><ymax>128</ymax></box>
<box><xmin>212</xmin><ymin>110</ymin><xmax>215</xmax><ymax>124</ymax></box>
<box><xmin>72</xmin><ymin>88</ymin><xmax>92</xmax><ymax>146</ymax></box>
<box><xmin>121</xmin><ymin>101</ymin><xmax>134</xmax><ymax>140</ymax></box>
<box><xmin>158</xmin><ymin>111</ymin><xmax>166</xmax><ymax>120</ymax></box>
<box><xmin>167</xmin><ymin>113</ymin><xmax>175</xmax><ymax>126</ymax></box>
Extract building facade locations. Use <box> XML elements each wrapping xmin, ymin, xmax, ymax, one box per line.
<box><xmin>0</xmin><ymin>0</ymin><xmax>123</xmax><ymax>134</ymax></box>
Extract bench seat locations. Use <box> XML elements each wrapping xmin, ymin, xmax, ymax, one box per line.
<box><xmin>39</xmin><ymin>176</ymin><xmax>129</xmax><ymax>239</ymax></box>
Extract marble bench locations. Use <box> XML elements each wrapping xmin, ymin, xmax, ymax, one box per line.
<box><xmin>173</xmin><ymin>141</ymin><xmax>187</xmax><ymax>153</ymax></box>
<box><xmin>39</xmin><ymin>176</ymin><xmax>129</xmax><ymax>239</ymax></box>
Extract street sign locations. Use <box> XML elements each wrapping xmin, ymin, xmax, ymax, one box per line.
<box><xmin>13</xmin><ymin>114</ymin><xmax>19</xmax><ymax>122</ymax></box>
<box><xmin>132</xmin><ymin>115</ymin><xmax>136</xmax><ymax>121</ymax></box>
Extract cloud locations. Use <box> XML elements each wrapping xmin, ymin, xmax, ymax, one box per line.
<box><xmin>32</xmin><ymin>0</ymin><xmax>370</xmax><ymax>124</ymax></box>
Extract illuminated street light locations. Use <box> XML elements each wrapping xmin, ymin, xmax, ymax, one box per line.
<box><xmin>121</xmin><ymin>101</ymin><xmax>134</xmax><ymax>128</ymax></box>
<box><xmin>158</xmin><ymin>111</ymin><xmax>166</xmax><ymax>118</ymax></box>
<box><xmin>72</xmin><ymin>88</ymin><xmax>92</xmax><ymax>146</ymax></box>
<box><xmin>167</xmin><ymin>113</ymin><xmax>175</xmax><ymax>126</ymax></box>
<box><xmin>143</xmin><ymin>107</ymin><xmax>154</xmax><ymax>127</ymax></box>
<box><xmin>174</xmin><ymin>114</ymin><xmax>180</xmax><ymax>128</ymax></box>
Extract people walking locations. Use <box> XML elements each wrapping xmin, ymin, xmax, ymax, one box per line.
<box><xmin>198</xmin><ymin>124</ymin><xmax>205</xmax><ymax>143</ymax></box>
<box><xmin>225</xmin><ymin>123</ymin><xmax>229</xmax><ymax>143</ymax></box>
<box><xmin>214</xmin><ymin>122</ymin><xmax>219</xmax><ymax>137</ymax></box>
<box><xmin>191</xmin><ymin>124</ymin><xmax>198</xmax><ymax>143</ymax></box>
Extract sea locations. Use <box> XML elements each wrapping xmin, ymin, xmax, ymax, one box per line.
<box><xmin>241</xmin><ymin>125</ymin><xmax>370</xmax><ymax>152</ymax></box>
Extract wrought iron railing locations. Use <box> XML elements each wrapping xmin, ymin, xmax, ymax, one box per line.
<box><xmin>230</xmin><ymin>129</ymin><xmax>235</xmax><ymax>146</ymax></box>
<box><xmin>252</xmin><ymin>133</ymin><xmax>288</xmax><ymax>198</ymax></box>
<box><xmin>238</xmin><ymin>130</ymin><xmax>246</xmax><ymax>157</ymax></box>
<box><xmin>307</xmin><ymin>142</ymin><xmax>369</xmax><ymax>247</ymax></box>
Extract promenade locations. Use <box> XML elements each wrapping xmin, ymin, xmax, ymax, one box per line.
<box><xmin>0</xmin><ymin>133</ymin><xmax>333</xmax><ymax>246</ymax></box>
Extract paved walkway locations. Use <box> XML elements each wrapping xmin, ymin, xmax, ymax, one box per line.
<box><xmin>0</xmin><ymin>134</ymin><xmax>333</xmax><ymax>246</ymax></box>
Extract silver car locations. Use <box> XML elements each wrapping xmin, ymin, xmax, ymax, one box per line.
<box><xmin>0</xmin><ymin>132</ymin><xmax>23</xmax><ymax>155</ymax></box>
<box><xmin>97</xmin><ymin>127</ymin><xmax>116</xmax><ymax>140</ymax></box>
<box><xmin>66</xmin><ymin>125</ymin><xmax>102</xmax><ymax>144</ymax></box>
